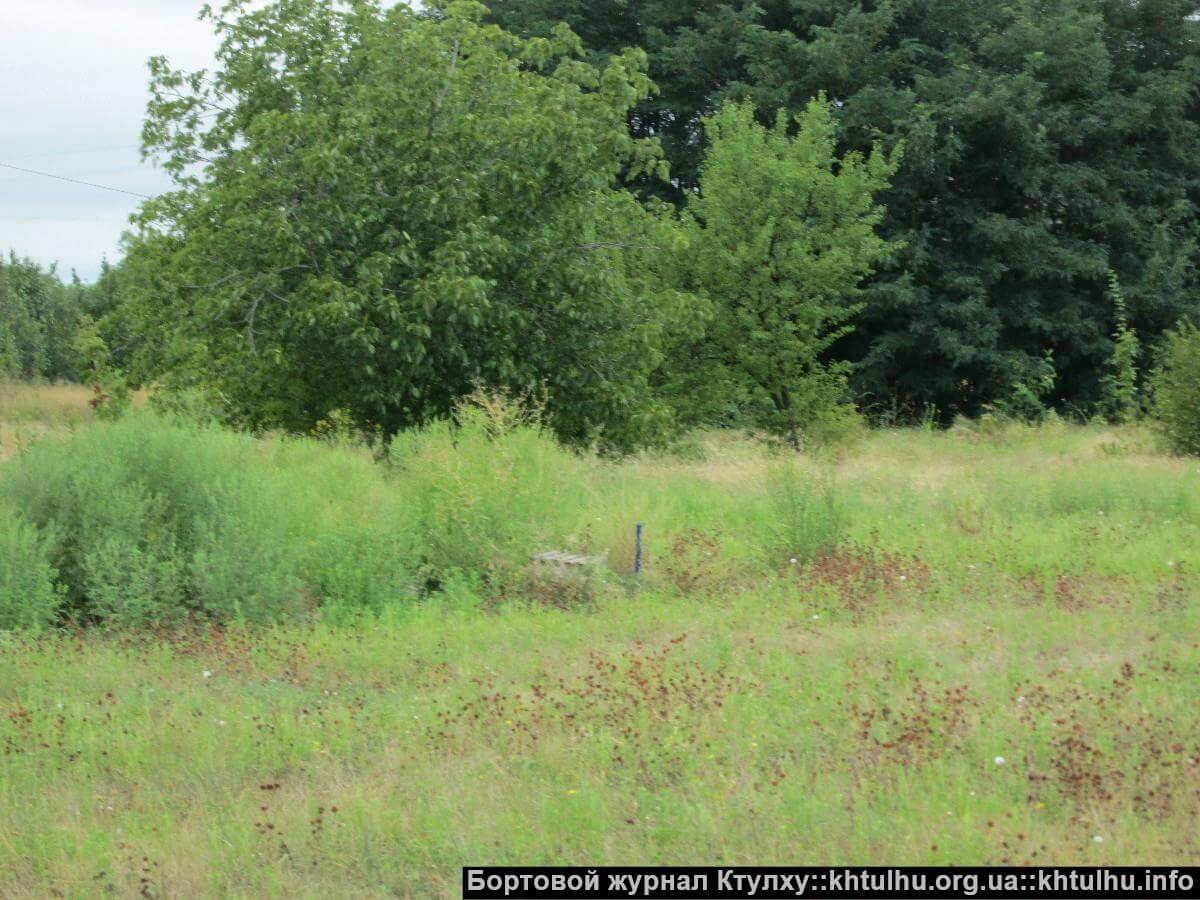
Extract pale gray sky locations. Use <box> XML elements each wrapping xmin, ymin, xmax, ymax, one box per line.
<box><xmin>1</xmin><ymin>0</ymin><xmax>220</xmax><ymax>281</ymax></box>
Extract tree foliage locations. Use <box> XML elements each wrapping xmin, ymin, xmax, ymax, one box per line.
<box><xmin>490</xmin><ymin>0</ymin><xmax>1200</xmax><ymax>419</ymax></box>
<box><xmin>0</xmin><ymin>254</ymin><xmax>100</xmax><ymax>383</ymax></box>
<box><xmin>1149</xmin><ymin>320</ymin><xmax>1200</xmax><ymax>455</ymax></box>
<box><xmin>1099</xmin><ymin>271</ymin><xmax>1141</xmax><ymax>423</ymax></box>
<box><xmin>680</xmin><ymin>99</ymin><xmax>897</xmax><ymax>445</ymax></box>
<box><xmin>121</xmin><ymin>0</ymin><xmax>698</xmax><ymax>449</ymax></box>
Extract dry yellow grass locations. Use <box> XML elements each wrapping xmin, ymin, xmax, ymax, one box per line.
<box><xmin>0</xmin><ymin>381</ymin><xmax>95</xmax><ymax>460</ymax></box>
<box><xmin>0</xmin><ymin>381</ymin><xmax>153</xmax><ymax>460</ymax></box>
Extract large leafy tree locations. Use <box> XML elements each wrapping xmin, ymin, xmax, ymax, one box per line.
<box><xmin>682</xmin><ymin>100</ymin><xmax>897</xmax><ymax>445</ymax></box>
<box><xmin>488</xmin><ymin>0</ymin><xmax>763</xmax><ymax>201</ymax></box>
<box><xmin>489</xmin><ymin>0</ymin><xmax>1200</xmax><ymax>418</ymax></box>
<box><xmin>121</xmin><ymin>0</ymin><xmax>696</xmax><ymax>448</ymax></box>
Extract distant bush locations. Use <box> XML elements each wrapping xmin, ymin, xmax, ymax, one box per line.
<box><xmin>146</xmin><ymin>388</ymin><xmax>225</xmax><ymax>426</ymax></box>
<box><xmin>993</xmin><ymin>350</ymin><xmax>1057</xmax><ymax>424</ymax></box>
<box><xmin>0</xmin><ymin>504</ymin><xmax>61</xmax><ymax>630</ymax></box>
<box><xmin>799</xmin><ymin>402</ymin><xmax>867</xmax><ymax>455</ymax></box>
<box><xmin>1149</xmin><ymin>321</ymin><xmax>1200</xmax><ymax>456</ymax></box>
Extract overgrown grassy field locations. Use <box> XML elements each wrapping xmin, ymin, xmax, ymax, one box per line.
<box><xmin>0</xmin><ymin>382</ymin><xmax>95</xmax><ymax>461</ymax></box>
<box><xmin>0</xmin><ymin>388</ymin><xmax>1197</xmax><ymax>896</ymax></box>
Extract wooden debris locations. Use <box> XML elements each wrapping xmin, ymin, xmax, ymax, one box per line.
<box><xmin>530</xmin><ymin>550</ymin><xmax>601</xmax><ymax>567</ymax></box>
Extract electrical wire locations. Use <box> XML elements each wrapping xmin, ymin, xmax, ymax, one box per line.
<box><xmin>0</xmin><ymin>161</ymin><xmax>151</xmax><ymax>199</ymax></box>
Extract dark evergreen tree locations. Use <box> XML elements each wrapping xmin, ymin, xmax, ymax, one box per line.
<box><xmin>490</xmin><ymin>0</ymin><xmax>1200</xmax><ymax>417</ymax></box>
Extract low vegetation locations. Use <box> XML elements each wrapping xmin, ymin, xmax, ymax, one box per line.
<box><xmin>1150</xmin><ymin>321</ymin><xmax>1200</xmax><ymax>456</ymax></box>
<box><xmin>0</xmin><ymin>392</ymin><xmax>1197</xmax><ymax>894</ymax></box>
<box><xmin>0</xmin><ymin>394</ymin><xmax>849</xmax><ymax>629</ymax></box>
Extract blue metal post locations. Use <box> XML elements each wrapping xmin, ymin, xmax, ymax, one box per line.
<box><xmin>634</xmin><ymin>522</ymin><xmax>644</xmax><ymax>576</ymax></box>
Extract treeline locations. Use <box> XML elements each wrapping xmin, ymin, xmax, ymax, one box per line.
<box><xmin>489</xmin><ymin>0</ymin><xmax>1200</xmax><ymax>417</ymax></box>
<box><xmin>0</xmin><ymin>255</ymin><xmax>127</xmax><ymax>384</ymax></box>
<box><xmin>11</xmin><ymin>0</ymin><xmax>1200</xmax><ymax>449</ymax></box>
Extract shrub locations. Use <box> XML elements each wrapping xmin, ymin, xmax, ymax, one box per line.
<box><xmin>146</xmin><ymin>388</ymin><xmax>225</xmax><ymax>426</ymax></box>
<box><xmin>388</xmin><ymin>390</ymin><xmax>594</xmax><ymax>592</ymax></box>
<box><xmin>994</xmin><ymin>350</ymin><xmax>1057</xmax><ymax>424</ymax></box>
<box><xmin>799</xmin><ymin>401</ymin><xmax>867</xmax><ymax>455</ymax></box>
<box><xmin>1099</xmin><ymin>271</ymin><xmax>1141</xmax><ymax>423</ymax></box>
<box><xmin>1149</xmin><ymin>321</ymin><xmax>1200</xmax><ymax>455</ymax></box>
<box><xmin>0</xmin><ymin>414</ymin><xmax>306</xmax><ymax>625</ymax></box>
<box><xmin>0</xmin><ymin>505</ymin><xmax>61</xmax><ymax>630</ymax></box>
<box><xmin>0</xmin><ymin>414</ymin><xmax>418</xmax><ymax>626</ymax></box>
<box><xmin>299</xmin><ymin>521</ymin><xmax>417</xmax><ymax>620</ymax></box>
<box><xmin>0</xmin><ymin>395</ymin><xmax>604</xmax><ymax>627</ymax></box>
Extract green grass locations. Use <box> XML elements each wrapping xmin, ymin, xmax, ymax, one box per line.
<box><xmin>0</xmin><ymin>408</ymin><xmax>1198</xmax><ymax>896</ymax></box>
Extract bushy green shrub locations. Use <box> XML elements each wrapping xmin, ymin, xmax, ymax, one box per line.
<box><xmin>265</xmin><ymin>436</ymin><xmax>422</xmax><ymax>613</ymax></box>
<box><xmin>299</xmin><ymin>521</ymin><xmax>417</xmax><ymax>621</ymax></box>
<box><xmin>994</xmin><ymin>351</ymin><xmax>1057</xmax><ymax>424</ymax></box>
<box><xmin>146</xmin><ymin>388</ymin><xmax>225</xmax><ymax>426</ymax></box>
<box><xmin>388</xmin><ymin>391</ymin><xmax>593</xmax><ymax>592</ymax></box>
<box><xmin>0</xmin><ymin>395</ymin><xmax>604</xmax><ymax>627</ymax></box>
<box><xmin>0</xmin><ymin>393</ymin><xmax>857</xmax><ymax>627</ymax></box>
<box><xmin>797</xmin><ymin>401</ymin><xmax>867</xmax><ymax>456</ymax></box>
<box><xmin>1149</xmin><ymin>321</ymin><xmax>1200</xmax><ymax>455</ymax></box>
<box><xmin>0</xmin><ymin>413</ymin><xmax>424</xmax><ymax>627</ymax></box>
<box><xmin>0</xmin><ymin>414</ymin><xmax>307</xmax><ymax>625</ymax></box>
<box><xmin>0</xmin><ymin>504</ymin><xmax>61</xmax><ymax>630</ymax></box>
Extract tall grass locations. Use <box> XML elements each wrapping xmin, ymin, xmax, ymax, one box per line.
<box><xmin>5</xmin><ymin>392</ymin><xmax>1196</xmax><ymax>630</ymax></box>
<box><xmin>0</xmin><ymin>393</ymin><xmax>854</xmax><ymax>627</ymax></box>
<box><xmin>0</xmin><ymin>381</ymin><xmax>94</xmax><ymax>461</ymax></box>
<box><xmin>763</xmin><ymin>461</ymin><xmax>845</xmax><ymax>565</ymax></box>
<box><xmin>388</xmin><ymin>392</ymin><xmax>595</xmax><ymax>592</ymax></box>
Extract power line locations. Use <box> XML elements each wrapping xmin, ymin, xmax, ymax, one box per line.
<box><xmin>0</xmin><ymin>161</ymin><xmax>151</xmax><ymax>199</ymax></box>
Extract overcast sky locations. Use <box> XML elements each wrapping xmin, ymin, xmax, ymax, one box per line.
<box><xmin>1</xmin><ymin>0</ymin><xmax>221</xmax><ymax>281</ymax></box>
